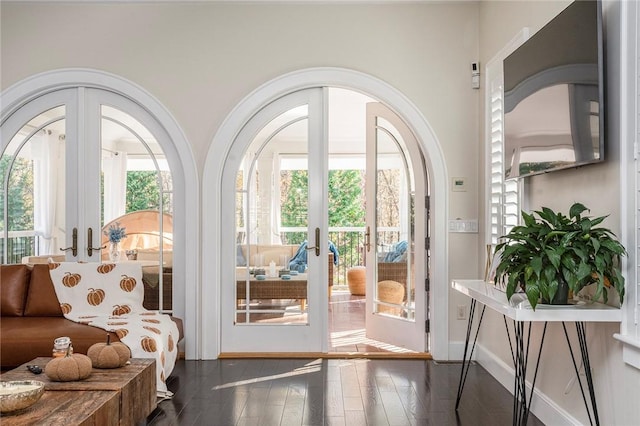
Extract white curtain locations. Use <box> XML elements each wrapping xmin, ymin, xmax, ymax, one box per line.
<box><xmin>103</xmin><ymin>151</ymin><xmax>128</xmax><ymax>223</ymax></box>
<box><xmin>32</xmin><ymin>131</ymin><xmax>59</xmax><ymax>254</ymax></box>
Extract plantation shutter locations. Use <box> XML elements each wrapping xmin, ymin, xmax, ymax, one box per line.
<box><xmin>488</xmin><ymin>74</ymin><xmax>505</xmax><ymax>245</ymax></box>
<box><xmin>486</xmin><ymin>64</ymin><xmax>520</xmax><ymax>245</ymax></box>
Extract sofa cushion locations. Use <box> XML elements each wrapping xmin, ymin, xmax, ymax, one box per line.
<box><xmin>241</xmin><ymin>244</ymin><xmax>298</xmax><ymax>267</ymax></box>
<box><xmin>1</xmin><ymin>264</ymin><xmax>30</xmax><ymax>316</ymax></box>
<box><xmin>24</xmin><ymin>264</ymin><xmax>63</xmax><ymax>317</ymax></box>
<box><xmin>0</xmin><ymin>316</ymin><xmax>121</xmax><ymax>368</ymax></box>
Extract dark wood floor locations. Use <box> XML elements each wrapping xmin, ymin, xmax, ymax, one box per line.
<box><xmin>147</xmin><ymin>358</ymin><xmax>544</xmax><ymax>425</ymax></box>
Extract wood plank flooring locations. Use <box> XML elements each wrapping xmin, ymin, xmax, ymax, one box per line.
<box><xmin>147</xmin><ymin>358</ymin><xmax>544</xmax><ymax>425</ymax></box>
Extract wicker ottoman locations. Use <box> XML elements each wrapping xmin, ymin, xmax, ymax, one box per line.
<box><xmin>347</xmin><ymin>266</ymin><xmax>366</xmax><ymax>295</ymax></box>
<box><xmin>377</xmin><ymin>280</ymin><xmax>405</xmax><ymax>315</ymax></box>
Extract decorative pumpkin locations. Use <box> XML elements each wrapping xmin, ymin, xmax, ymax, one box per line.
<box><xmin>112</xmin><ymin>304</ymin><xmax>131</xmax><ymax>316</ymax></box>
<box><xmin>115</xmin><ymin>329</ymin><xmax>129</xmax><ymax>339</ymax></box>
<box><xmin>97</xmin><ymin>263</ymin><xmax>116</xmax><ymax>274</ymax></box>
<box><xmin>60</xmin><ymin>303</ymin><xmax>72</xmax><ymax>315</ymax></box>
<box><xmin>44</xmin><ymin>347</ymin><xmax>92</xmax><ymax>382</ymax></box>
<box><xmin>143</xmin><ymin>326</ymin><xmax>161</xmax><ymax>335</ymax></box>
<box><xmin>140</xmin><ymin>336</ymin><xmax>157</xmax><ymax>353</ymax></box>
<box><xmin>62</xmin><ymin>272</ymin><xmax>81</xmax><ymax>288</ymax></box>
<box><xmin>87</xmin><ymin>288</ymin><xmax>106</xmax><ymax>306</ymax></box>
<box><xmin>87</xmin><ymin>335</ymin><xmax>131</xmax><ymax>369</ymax></box>
<box><xmin>119</xmin><ymin>275</ymin><xmax>137</xmax><ymax>292</ymax></box>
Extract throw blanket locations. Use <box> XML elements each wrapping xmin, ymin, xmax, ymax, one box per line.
<box><xmin>48</xmin><ymin>262</ymin><xmax>178</xmax><ymax>398</ymax></box>
<box><xmin>289</xmin><ymin>240</ymin><xmax>340</xmax><ymax>273</ymax></box>
<box><xmin>383</xmin><ymin>240</ymin><xmax>408</xmax><ymax>263</ymax></box>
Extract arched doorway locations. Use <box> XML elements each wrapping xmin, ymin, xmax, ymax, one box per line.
<box><xmin>0</xmin><ymin>69</ymin><xmax>199</xmax><ymax>359</ymax></box>
<box><xmin>203</xmin><ymin>68</ymin><xmax>449</xmax><ymax>360</ymax></box>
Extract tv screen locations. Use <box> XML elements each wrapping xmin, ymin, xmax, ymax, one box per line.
<box><xmin>503</xmin><ymin>0</ymin><xmax>603</xmax><ymax>180</ymax></box>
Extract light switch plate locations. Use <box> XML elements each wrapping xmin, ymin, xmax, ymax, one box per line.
<box><xmin>448</xmin><ymin>219</ymin><xmax>478</xmax><ymax>233</ymax></box>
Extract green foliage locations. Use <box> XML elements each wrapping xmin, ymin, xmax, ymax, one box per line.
<box><xmin>0</xmin><ymin>156</ymin><xmax>34</xmax><ymax>231</ymax></box>
<box><xmin>281</xmin><ymin>170</ymin><xmax>366</xmax><ymax>261</ymax></box>
<box><xmin>495</xmin><ymin>203</ymin><xmax>626</xmax><ymax>310</ymax></box>
<box><xmin>328</xmin><ymin>170</ymin><xmax>365</xmax><ymax>227</ymax></box>
<box><xmin>125</xmin><ymin>171</ymin><xmax>172</xmax><ymax>214</ymax></box>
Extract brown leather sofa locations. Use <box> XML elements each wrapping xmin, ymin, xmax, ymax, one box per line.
<box><xmin>1</xmin><ymin>263</ymin><xmax>182</xmax><ymax>369</ymax></box>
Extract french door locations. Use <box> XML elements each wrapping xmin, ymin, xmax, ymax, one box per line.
<box><xmin>1</xmin><ymin>88</ymin><xmax>173</xmax><ymax>310</ymax></box>
<box><xmin>364</xmin><ymin>102</ymin><xmax>427</xmax><ymax>352</ymax></box>
<box><xmin>220</xmin><ymin>88</ymin><xmax>328</xmax><ymax>352</ymax></box>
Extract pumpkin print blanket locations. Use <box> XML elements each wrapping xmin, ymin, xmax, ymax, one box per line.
<box><xmin>48</xmin><ymin>262</ymin><xmax>179</xmax><ymax>398</ymax></box>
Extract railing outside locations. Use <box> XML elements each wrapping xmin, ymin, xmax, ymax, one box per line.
<box><xmin>280</xmin><ymin>227</ymin><xmax>401</xmax><ymax>287</ymax></box>
<box><xmin>1</xmin><ymin>231</ymin><xmax>37</xmax><ymax>264</ymax></box>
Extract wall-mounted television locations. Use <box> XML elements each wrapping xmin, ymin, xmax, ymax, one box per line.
<box><xmin>503</xmin><ymin>0</ymin><xmax>603</xmax><ymax>180</ymax></box>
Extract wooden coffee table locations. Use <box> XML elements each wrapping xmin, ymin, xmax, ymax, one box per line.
<box><xmin>1</xmin><ymin>358</ymin><xmax>156</xmax><ymax>426</ymax></box>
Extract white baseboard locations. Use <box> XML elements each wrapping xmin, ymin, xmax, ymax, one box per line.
<box><xmin>475</xmin><ymin>343</ymin><xmax>582</xmax><ymax>426</ymax></box>
<box><xmin>448</xmin><ymin>340</ymin><xmax>475</xmax><ymax>361</ymax></box>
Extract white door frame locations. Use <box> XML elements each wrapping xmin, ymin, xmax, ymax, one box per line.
<box><xmin>203</xmin><ymin>67</ymin><xmax>450</xmax><ymax>360</ymax></box>
<box><xmin>220</xmin><ymin>88</ymin><xmax>328</xmax><ymax>352</ymax></box>
<box><xmin>1</xmin><ymin>69</ymin><xmax>200</xmax><ymax>359</ymax></box>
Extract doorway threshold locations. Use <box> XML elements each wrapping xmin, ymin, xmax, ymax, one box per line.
<box><xmin>218</xmin><ymin>352</ymin><xmax>432</xmax><ymax>360</ymax></box>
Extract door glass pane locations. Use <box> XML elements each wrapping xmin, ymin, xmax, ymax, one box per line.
<box><xmin>375</xmin><ymin>117</ymin><xmax>415</xmax><ymax>320</ymax></box>
<box><xmin>236</xmin><ymin>106</ymin><xmax>309</xmax><ymax>324</ymax></box>
<box><xmin>1</xmin><ymin>107</ymin><xmax>66</xmax><ymax>264</ymax></box>
<box><xmin>100</xmin><ymin>106</ymin><xmax>174</xmax><ymax>312</ymax></box>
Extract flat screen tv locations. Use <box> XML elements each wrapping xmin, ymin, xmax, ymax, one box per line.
<box><xmin>503</xmin><ymin>0</ymin><xmax>603</xmax><ymax>180</ymax></box>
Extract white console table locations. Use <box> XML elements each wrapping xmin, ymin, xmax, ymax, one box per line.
<box><xmin>452</xmin><ymin>280</ymin><xmax>621</xmax><ymax>426</ymax></box>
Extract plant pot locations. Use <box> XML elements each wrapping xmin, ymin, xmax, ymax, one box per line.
<box><xmin>542</xmin><ymin>280</ymin><xmax>570</xmax><ymax>305</ymax></box>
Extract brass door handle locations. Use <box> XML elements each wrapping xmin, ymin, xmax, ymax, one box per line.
<box><xmin>59</xmin><ymin>228</ymin><xmax>78</xmax><ymax>257</ymax></box>
<box><xmin>87</xmin><ymin>227</ymin><xmax>106</xmax><ymax>257</ymax></box>
<box><xmin>305</xmin><ymin>227</ymin><xmax>321</xmax><ymax>256</ymax></box>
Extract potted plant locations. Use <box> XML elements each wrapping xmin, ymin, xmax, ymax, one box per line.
<box><xmin>494</xmin><ymin>203</ymin><xmax>626</xmax><ymax>310</ymax></box>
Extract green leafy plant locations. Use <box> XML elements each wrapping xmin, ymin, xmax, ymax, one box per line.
<box><xmin>494</xmin><ymin>203</ymin><xmax>626</xmax><ymax>310</ymax></box>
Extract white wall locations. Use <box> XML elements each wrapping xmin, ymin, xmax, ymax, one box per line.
<box><xmin>478</xmin><ymin>1</ymin><xmax>640</xmax><ymax>424</ymax></box>
<box><xmin>1</xmin><ymin>2</ymin><xmax>481</xmax><ymax>352</ymax></box>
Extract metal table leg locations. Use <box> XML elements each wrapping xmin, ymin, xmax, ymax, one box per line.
<box><xmin>455</xmin><ymin>299</ymin><xmax>486</xmax><ymax>410</ymax></box>
<box><xmin>503</xmin><ymin>320</ymin><xmax>547</xmax><ymax>426</ymax></box>
<box><xmin>562</xmin><ymin>322</ymin><xmax>599</xmax><ymax>426</ymax></box>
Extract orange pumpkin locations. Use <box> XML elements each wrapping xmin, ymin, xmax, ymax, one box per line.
<box><xmin>115</xmin><ymin>329</ymin><xmax>129</xmax><ymax>339</ymax></box>
<box><xmin>62</xmin><ymin>272</ymin><xmax>81</xmax><ymax>288</ymax></box>
<box><xmin>60</xmin><ymin>303</ymin><xmax>72</xmax><ymax>315</ymax></box>
<box><xmin>112</xmin><ymin>305</ymin><xmax>131</xmax><ymax>316</ymax></box>
<box><xmin>97</xmin><ymin>263</ymin><xmax>116</xmax><ymax>274</ymax></box>
<box><xmin>141</xmin><ymin>336</ymin><xmax>157</xmax><ymax>353</ymax></box>
<box><xmin>87</xmin><ymin>335</ymin><xmax>131</xmax><ymax>369</ymax></box>
<box><xmin>119</xmin><ymin>275</ymin><xmax>137</xmax><ymax>292</ymax></box>
<box><xmin>87</xmin><ymin>288</ymin><xmax>106</xmax><ymax>306</ymax></box>
<box><xmin>44</xmin><ymin>347</ymin><xmax>92</xmax><ymax>382</ymax></box>
<box><xmin>143</xmin><ymin>326</ymin><xmax>161</xmax><ymax>335</ymax></box>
